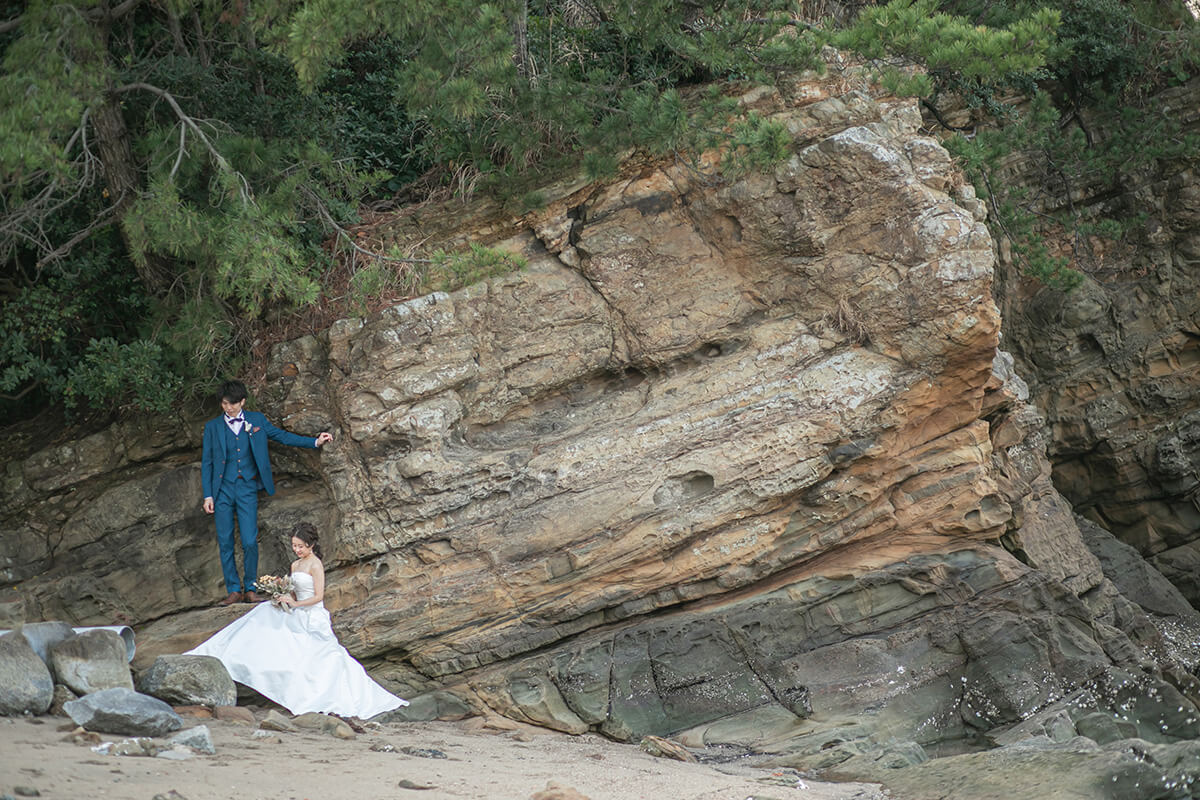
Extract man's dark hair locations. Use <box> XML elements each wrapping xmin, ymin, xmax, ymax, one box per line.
<box><xmin>219</xmin><ymin>380</ymin><xmax>248</xmax><ymax>404</ymax></box>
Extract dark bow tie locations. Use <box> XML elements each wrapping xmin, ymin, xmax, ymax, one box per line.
<box><xmin>227</xmin><ymin>415</ymin><xmax>244</xmax><ymax>425</ymax></box>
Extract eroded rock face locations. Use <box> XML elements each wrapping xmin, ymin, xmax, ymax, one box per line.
<box><xmin>2</xmin><ymin>60</ymin><xmax>1197</xmax><ymax>774</ymax></box>
<box><xmin>991</xmin><ymin>79</ymin><xmax>1200</xmax><ymax>606</ymax></box>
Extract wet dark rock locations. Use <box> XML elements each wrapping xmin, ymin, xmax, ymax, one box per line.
<box><xmin>1080</xmin><ymin>517</ymin><xmax>1200</xmax><ymax>623</ymax></box>
<box><xmin>856</xmin><ymin>736</ymin><xmax>1200</xmax><ymax>800</ymax></box>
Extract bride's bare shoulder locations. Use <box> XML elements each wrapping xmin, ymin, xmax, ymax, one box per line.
<box><xmin>291</xmin><ymin>556</ymin><xmax>321</xmax><ymax>575</ymax></box>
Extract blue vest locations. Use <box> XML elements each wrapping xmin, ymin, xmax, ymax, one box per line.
<box><xmin>221</xmin><ymin>421</ymin><xmax>260</xmax><ymax>487</ymax></box>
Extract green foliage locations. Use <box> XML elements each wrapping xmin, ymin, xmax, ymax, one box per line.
<box><xmin>425</xmin><ymin>244</ymin><xmax>527</xmax><ymax>293</ymax></box>
<box><xmin>277</xmin><ymin>0</ymin><xmax>823</xmax><ymax>192</ymax></box>
<box><xmin>318</xmin><ymin>37</ymin><xmax>430</xmax><ymax>190</ymax></box>
<box><xmin>0</xmin><ymin>233</ymin><xmax>154</xmax><ymax>414</ymax></box>
<box><xmin>2</xmin><ymin>0</ymin><xmax>1197</xmax><ymax>418</ymax></box>
<box><xmin>831</xmin><ymin>0</ymin><xmax>1060</xmax><ymax>97</ymax></box>
<box><xmin>63</xmin><ymin>338</ymin><xmax>182</xmax><ymax>413</ymax></box>
<box><xmin>0</xmin><ymin>0</ymin><xmax>393</xmax><ymax>415</ymax></box>
<box><xmin>346</xmin><ymin>257</ymin><xmax>423</xmax><ymax>313</ymax></box>
<box><xmin>944</xmin><ymin>87</ymin><xmax>1199</xmax><ymax>290</ymax></box>
<box><xmin>1055</xmin><ymin>0</ymin><xmax>1143</xmax><ymax>96</ymax></box>
<box><xmin>721</xmin><ymin>114</ymin><xmax>794</xmax><ymax>176</ymax></box>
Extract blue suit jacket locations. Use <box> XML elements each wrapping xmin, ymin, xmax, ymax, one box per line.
<box><xmin>201</xmin><ymin>410</ymin><xmax>318</xmax><ymax>500</ymax></box>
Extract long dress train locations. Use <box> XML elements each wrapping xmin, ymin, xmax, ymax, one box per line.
<box><xmin>185</xmin><ymin>572</ymin><xmax>407</xmax><ymax>718</ymax></box>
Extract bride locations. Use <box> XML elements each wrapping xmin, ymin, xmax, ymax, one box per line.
<box><xmin>186</xmin><ymin>522</ymin><xmax>408</xmax><ymax>719</ymax></box>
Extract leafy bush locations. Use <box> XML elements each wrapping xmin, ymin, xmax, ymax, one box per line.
<box><xmin>63</xmin><ymin>338</ymin><xmax>182</xmax><ymax>414</ymax></box>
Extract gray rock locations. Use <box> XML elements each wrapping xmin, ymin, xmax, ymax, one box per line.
<box><xmin>63</xmin><ymin>687</ymin><xmax>183</xmax><ymax>736</ymax></box>
<box><xmin>1074</xmin><ymin>711</ymin><xmax>1136</xmax><ymax>745</ymax></box>
<box><xmin>259</xmin><ymin>709</ymin><xmax>297</xmax><ymax>732</ymax></box>
<box><xmin>848</xmin><ymin>737</ymin><xmax>1181</xmax><ymax>800</ymax></box>
<box><xmin>0</xmin><ymin>631</ymin><xmax>53</xmax><ymax>715</ymax></box>
<box><xmin>1079</xmin><ymin>516</ymin><xmax>1200</xmax><ymax>621</ymax></box>
<box><xmin>169</xmin><ymin>724</ymin><xmax>215</xmax><ymax>754</ymax></box>
<box><xmin>136</xmin><ymin>655</ymin><xmax>235</xmax><ymax>707</ymax></box>
<box><xmin>49</xmin><ymin>629</ymin><xmax>132</xmax><ymax>695</ymax></box>
<box><xmin>378</xmin><ymin>690</ymin><xmax>472</xmax><ymax>722</ymax></box>
<box><xmin>15</xmin><ymin>621</ymin><xmax>76</xmax><ymax>665</ymax></box>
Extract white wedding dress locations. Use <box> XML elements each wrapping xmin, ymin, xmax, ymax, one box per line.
<box><xmin>185</xmin><ymin>572</ymin><xmax>408</xmax><ymax>718</ymax></box>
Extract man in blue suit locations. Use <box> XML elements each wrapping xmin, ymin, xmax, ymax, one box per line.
<box><xmin>201</xmin><ymin>380</ymin><xmax>333</xmax><ymax>606</ymax></box>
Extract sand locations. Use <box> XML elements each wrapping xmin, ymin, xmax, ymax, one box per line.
<box><xmin>0</xmin><ymin>713</ymin><xmax>889</xmax><ymax>800</ymax></box>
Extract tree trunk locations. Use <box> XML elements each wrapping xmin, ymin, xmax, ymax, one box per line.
<box><xmin>91</xmin><ymin>93</ymin><xmax>170</xmax><ymax>296</ymax></box>
<box><xmin>513</xmin><ymin>0</ymin><xmax>536</xmax><ymax>85</ymax></box>
<box><xmin>86</xmin><ymin>2</ymin><xmax>171</xmax><ymax>296</ymax></box>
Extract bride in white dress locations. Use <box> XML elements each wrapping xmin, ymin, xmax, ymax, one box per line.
<box><xmin>186</xmin><ymin>523</ymin><xmax>407</xmax><ymax>719</ymax></box>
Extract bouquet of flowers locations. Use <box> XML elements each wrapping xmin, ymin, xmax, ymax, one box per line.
<box><xmin>257</xmin><ymin>574</ymin><xmax>293</xmax><ymax>605</ymax></box>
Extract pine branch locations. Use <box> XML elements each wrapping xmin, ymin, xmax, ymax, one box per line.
<box><xmin>34</xmin><ymin>197</ymin><xmax>125</xmax><ymax>269</ymax></box>
<box><xmin>0</xmin><ymin>109</ymin><xmax>107</xmax><ymax>265</ymax></box>
<box><xmin>921</xmin><ymin>99</ymin><xmax>977</xmax><ymax>133</ymax></box>
<box><xmin>113</xmin><ymin>82</ymin><xmax>253</xmax><ymax>204</ymax></box>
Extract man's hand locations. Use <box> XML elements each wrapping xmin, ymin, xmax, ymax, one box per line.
<box><xmin>315</xmin><ymin>432</ymin><xmax>334</xmax><ymax>447</ymax></box>
<box><xmin>203</xmin><ymin>497</ymin><xmax>214</xmax><ymax>514</ymax></box>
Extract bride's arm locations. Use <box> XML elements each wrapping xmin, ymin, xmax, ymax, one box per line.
<box><xmin>309</xmin><ymin>561</ymin><xmax>325</xmax><ymax>605</ymax></box>
<box><xmin>283</xmin><ymin>560</ymin><xmax>325</xmax><ymax>608</ymax></box>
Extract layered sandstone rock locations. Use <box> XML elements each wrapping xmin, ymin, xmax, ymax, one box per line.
<box><xmin>2</xmin><ymin>58</ymin><xmax>1197</xmax><ymax>784</ymax></box>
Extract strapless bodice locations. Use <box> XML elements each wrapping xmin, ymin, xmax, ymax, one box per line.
<box><xmin>291</xmin><ymin>571</ymin><xmax>316</xmax><ymax>602</ymax></box>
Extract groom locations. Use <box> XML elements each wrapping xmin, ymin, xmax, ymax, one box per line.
<box><xmin>201</xmin><ymin>380</ymin><xmax>333</xmax><ymax>606</ymax></box>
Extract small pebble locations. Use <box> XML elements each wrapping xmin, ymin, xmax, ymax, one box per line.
<box><xmin>398</xmin><ymin>779</ymin><xmax>435</xmax><ymax>790</ymax></box>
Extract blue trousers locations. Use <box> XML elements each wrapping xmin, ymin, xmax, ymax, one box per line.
<box><xmin>214</xmin><ymin>478</ymin><xmax>260</xmax><ymax>593</ymax></box>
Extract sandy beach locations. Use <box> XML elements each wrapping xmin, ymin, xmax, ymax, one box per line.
<box><xmin>0</xmin><ymin>713</ymin><xmax>888</xmax><ymax>800</ymax></box>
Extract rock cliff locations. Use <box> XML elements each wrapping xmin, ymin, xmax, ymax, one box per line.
<box><xmin>992</xmin><ymin>78</ymin><xmax>1200</xmax><ymax>610</ymax></box>
<box><xmin>4</xmin><ymin>57</ymin><xmax>1199</xmax><ymax>792</ymax></box>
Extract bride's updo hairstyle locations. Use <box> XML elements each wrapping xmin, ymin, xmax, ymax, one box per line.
<box><xmin>291</xmin><ymin>522</ymin><xmax>323</xmax><ymax>559</ymax></box>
